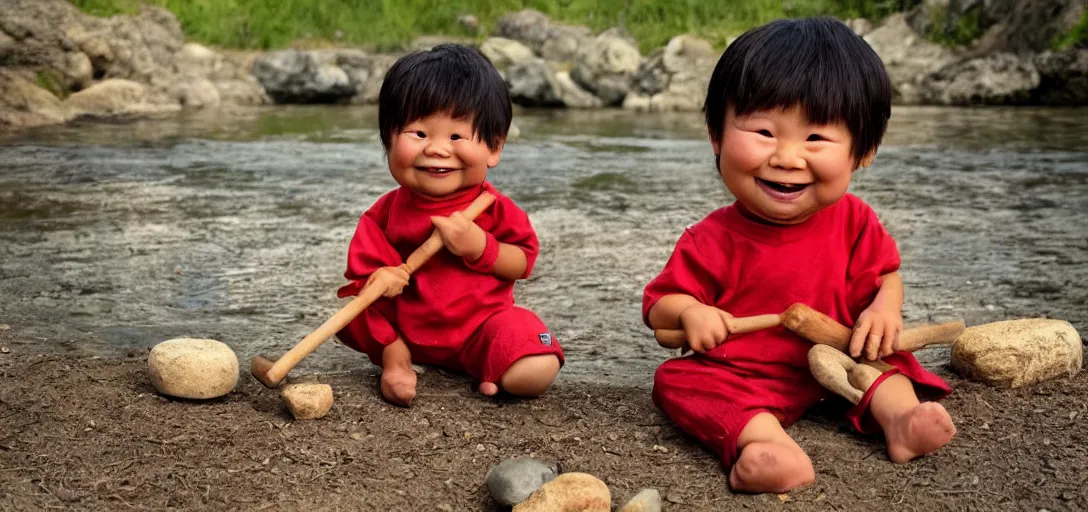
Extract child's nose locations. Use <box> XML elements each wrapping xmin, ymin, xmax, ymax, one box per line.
<box><xmin>423</xmin><ymin>139</ymin><xmax>452</xmax><ymax>157</ymax></box>
<box><xmin>769</xmin><ymin>143</ymin><xmax>806</xmax><ymax>170</ymax></box>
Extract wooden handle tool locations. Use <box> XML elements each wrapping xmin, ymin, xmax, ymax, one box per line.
<box><xmin>654</xmin><ymin>314</ymin><xmax>783</xmax><ymax>349</ymax></box>
<box><xmin>250</xmin><ymin>192</ymin><xmax>496</xmax><ymax>388</ymax></box>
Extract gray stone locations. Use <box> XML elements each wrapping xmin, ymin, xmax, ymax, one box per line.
<box><xmin>486</xmin><ymin>458</ymin><xmax>556</xmax><ymax>506</ymax></box>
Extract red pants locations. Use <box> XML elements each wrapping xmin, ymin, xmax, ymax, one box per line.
<box><xmin>652</xmin><ymin>352</ymin><xmax>950</xmax><ymax>469</ymax></box>
<box><xmin>337</xmin><ymin>305</ymin><xmax>564</xmax><ymax>384</ymax></box>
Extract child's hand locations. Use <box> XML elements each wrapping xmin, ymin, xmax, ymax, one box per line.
<box><xmin>365</xmin><ymin>265</ymin><xmax>411</xmax><ymax>298</ymax></box>
<box><xmin>849</xmin><ymin>304</ymin><xmax>903</xmax><ymax>361</ymax></box>
<box><xmin>678</xmin><ymin>304</ymin><xmax>734</xmax><ymax>353</ymax></box>
<box><xmin>431</xmin><ymin>212</ymin><xmax>487</xmax><ymax>261</ymax></box>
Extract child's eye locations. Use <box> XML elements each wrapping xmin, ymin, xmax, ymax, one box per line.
<box><xmin>757</xmin><ymin>129</ymin><xmax>773</xmax><ymax>137</ymax></box>
<box><xmin>450</xmin><ymin>134</ymin><xmax>463</xmax><ymax>141</ymax></box>
<box><xmin>414</xmin><ymin>131</ymin><xmax>427</xmax><ymax>138</ymax></box>
<box><xmin>807</xmin><ymin>134</ymin><xmax>826</xmax><ymax>141</ymax></box>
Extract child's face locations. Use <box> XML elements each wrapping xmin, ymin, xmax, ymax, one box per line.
<box><xmin>711</xmin><ymin>106</ymin><xmax>861</xmax><ymax>225</ymax></box>
<box><xmin>388</xmin><ymin>112</ymin><xmax>502</xmax><ymax>199</ymax></box>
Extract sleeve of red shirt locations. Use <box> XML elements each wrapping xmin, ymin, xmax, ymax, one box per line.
<box><xmin>845</xmin><ymin>197</ymin><xmax>901</xmax><ymax>318</ymax></box>
<box><xmin>486</xmin><ymin>192</ymin><xmax>539</xmax><ymax>279</ymax></box>
<box><xmin>336</xmin><ymin>191</ymin><xmax>404</xmax><ymax>299</ymax></box>
<box><xmin>642</xmin><ymin>227</ymin><xmax>724</xmax><ymax>328</ymax></box>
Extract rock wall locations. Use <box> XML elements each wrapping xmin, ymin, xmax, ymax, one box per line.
<box><xmin>1</xmin><ymin>2</ymin><xmax>1085</xmax><ymax>129</ymax></box>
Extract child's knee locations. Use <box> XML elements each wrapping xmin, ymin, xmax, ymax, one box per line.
<box><xmin>499</xmin><ymin>354</ymin><xmax>561</xmax><ymax>396</ymax></box>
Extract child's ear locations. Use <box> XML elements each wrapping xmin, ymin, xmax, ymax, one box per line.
<box><xmin>856</xmin><ymin>150</ymin><xmax>876</xmax><ymax>170</ymax></box>
<box><xmin>487</xmin><ymin>138</ymin><xmax>506</xmax><ymax>168</ymax></box>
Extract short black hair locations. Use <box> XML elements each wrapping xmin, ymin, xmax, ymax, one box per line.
<box><xmin>378</xmin><ymin>44</ymin><xmax>512</xmax><ymax>152</ymax></box>
<box><xmin>704</xmin><ymin>17</ymin><xmax>891</xmax><ymax>164</ymax></box>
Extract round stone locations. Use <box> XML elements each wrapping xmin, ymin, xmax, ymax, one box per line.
<box><xmin>486</xmin><ymin>458</ymin><xmax>556</xmax><ymax>506</ymax></box>
<box><xmin>952</xmin><ymin>319</ymin><xmax>1082</xmax><ymax>388</ymax></box>
<box><xmin>147</xmin><ymin>338</ymin><xmax>239</xmax><ymax>399</ymax></box>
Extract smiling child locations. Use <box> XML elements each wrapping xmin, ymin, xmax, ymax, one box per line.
<box><xmin>335</xmin><ymin>44</ymin><xmax>562</xmax><ymax>407</ymax></box>
<box><xmin>643</xmin><ymin>18</ymin><xmax>956</xmax><ymax>493</ymax></box>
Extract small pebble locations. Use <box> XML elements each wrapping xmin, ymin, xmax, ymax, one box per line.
<box><xmin>618</xmin><ymin>488</ymin><xmax>661</xmax><ymax>512</ymax></box>
<box><xmin>0</xmin><ymin>347</ymin><xmax>9</xmax><ymax>354</ymax></box>
<box><xmin>0</xmin><ymin>324</ymin><xmax>10</xmax><ymax>331</ymax></box>
<box><xmin>513</xmin><ymin>473</ymin><xmax>609</xmax><ymax>512</ymax></box>
<box><xmin>652</xmin><ymin>444</ymin><xmax>669</xmax><ymax>453</ymax></box>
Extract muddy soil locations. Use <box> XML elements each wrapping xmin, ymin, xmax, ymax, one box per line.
<box><xmin>1</xmin><ymin>348</ymin><xmax>1086</xmax><ymax>511</ymax></box>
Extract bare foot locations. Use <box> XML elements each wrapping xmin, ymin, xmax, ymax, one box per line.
<box><xmin>380</xmin><ymin>364</ymin><xmax>417</xmax><ymax>407</ymax></box>
<box><xmin>885</xmin><ymin>402</ymin><xmax>956</xmax><ymax>464</ymax></box>
<box><xmin>728</xmin><ymin>441</ymin><xmax>815</xmax><ymax>493</ymax></box>
<box><xmin>478</xmin><ymin>381</ymin><xmax>498</xmax><ymax>396</ymax></box>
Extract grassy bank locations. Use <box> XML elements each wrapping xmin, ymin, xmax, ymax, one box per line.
<box><xmin>71</xmin><ymin>0</ymin><xmax>917</xmax><ymax>52</ymax></box>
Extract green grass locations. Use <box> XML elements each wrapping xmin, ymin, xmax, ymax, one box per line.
<box><xmin>924</xmin><ymin>3</ymin><xmax>985</xmax><ymax>47</ymax></box>
<box><xmin>70</xmin><ymin>0</ymin><xmax>916</xmax><ymax>52</ymax></box>
<box><xmin>1053</xmin><ymin>9</ymin><xmax>1088</xmax><ymax>50</ymax></box>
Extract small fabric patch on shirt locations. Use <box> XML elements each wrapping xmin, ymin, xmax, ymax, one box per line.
<box><xmin>538</xmin><ymin>333</ymin><xmax>553</xmax><ymax>345</ymax></box>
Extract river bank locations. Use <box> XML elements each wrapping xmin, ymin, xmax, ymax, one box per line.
<box><xmin>1</xmin><ymin>0</ymin><xmax>1086</xmax><ymax>129</ymax></box>
<box><xmin>1</xmin><ymin>349</ymin><xmax>1086</xmax><ymax>510</ymax></box>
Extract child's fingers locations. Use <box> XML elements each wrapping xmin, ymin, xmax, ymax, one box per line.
<box><xmin>864</xmin><ymin>318</ymin><xmax>884</xmax><ymax>361</ymax></box>
<box><xmin>849</xmin><ymin>318</ymin><xmax>871</xmax><ymax>358</ymax></box>
<box><xmin>880</xmin><ymin>323</ymin><xmax>900</xmax><ymax>358</ymax></box>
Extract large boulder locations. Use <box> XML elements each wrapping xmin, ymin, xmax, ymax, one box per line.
<box><xmin>952</xmin><ymin>319</ymin><xmax>1082</xmax><ymax>388</ymax></box>
<box><xmin>64</xmin><ymin>78</ymin><xmax>180</xmax><ymax>117</ymax></box>
<box><xmin>506</xmin><ymin>58</ymin><xmax>601</xmax><ymax>108</ymax></box>
<box><xmin>908</xmin><ymin>0</ymin><xmax>1084</xmax><ymax>55</ymax></box>
<box><xmin>147</xmin><ymin>338</ymin><xmax>239</xmax><ymax>399</ymax></box>
<box><xmin>919</xmin><ymin>52</ymin><xmax>1040</xmax><ymax>105</ymax></box>
<box><xmin>571</xmin><ymin>33</ymin><xmax>641</xmax><ymax>105</ymax></box>
<box><xmin>253</xmin><ymin>50</ymin><xmax>355</xmax><ymax>104</ymax></box>
<box><xmin>480</xmin><ymin>37</ymin><xmax>535</xmax><ymax>70</ymax></box>
<box><xmin>0</xmin><ymin>69</ymin><xmax>73</xmax><ymax>127</ymax></box>
<box><xmin>1032</xmin><ymin>47</ymin><xmax>1088</xmax><ymax>105</ymax></box>
<box><xmin>494</xmin><ymin>9</ymin><xmax>591</xmax><ymax>61</ymax></box>
<box><xmin>864</xmin><ymin>13</ymin><xmax>958</xmax><ymax>103</ymax></box>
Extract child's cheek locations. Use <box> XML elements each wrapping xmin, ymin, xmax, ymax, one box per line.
<box><xmin>721</xmin><ymin>134</ymin><xmax>761</xmax><ymax>173</ymax></box>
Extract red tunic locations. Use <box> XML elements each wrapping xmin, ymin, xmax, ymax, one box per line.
<box><xmin>643</xmin><ymin>194</ymin><xmax>950</xmax><ymax>467</ymax></box>
<box><xmin>335</xmin><ymin>182</ymin><xmax>563</xmax><ymax>382</ymax></box>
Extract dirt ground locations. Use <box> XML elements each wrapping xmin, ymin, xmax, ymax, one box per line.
<box><xmin>0</xmin><ymin>350</ymin><xmax>1086</xmax><ymax>512</ymax></box>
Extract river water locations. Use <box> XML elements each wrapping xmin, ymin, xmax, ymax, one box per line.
<box><xmin>0</xmin><ymin>106</ymin><xmax>1085</xmax><ymax>385</ymax></box>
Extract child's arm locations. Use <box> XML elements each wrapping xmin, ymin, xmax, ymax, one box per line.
<box><xmin>848</xmin><ymin>271</ymin><xmax>904</xmax><ymax>361</ymax></box>
<box><xmin>648</xmin><ymin>294</ymin><xmax>734</xmax><ymax>353</ymax></box>
<box><xmin>430</xmin><ymin>212</ymin><xmax>527</xmax><ymax>281</ymax></box>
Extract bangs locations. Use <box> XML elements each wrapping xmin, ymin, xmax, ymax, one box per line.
<box><xmin>705</xmin><ymin>18</ymin><xmax>891</xmax><ymax>163</ymax></box>
<box><xmin>379</xmin><ymin>44</ymin><xmax>512</xmax><ymax>151</ymax></box>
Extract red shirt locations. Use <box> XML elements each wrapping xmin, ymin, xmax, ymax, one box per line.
<box><xmin>338</xmin><ymin>182</ymin><xmax>539</xmax><ymax>347</ymax></box>
<box><xmin>643</xmin><ymin>193</ymin><xmax>900</xmax><ymax>371</ymax></box>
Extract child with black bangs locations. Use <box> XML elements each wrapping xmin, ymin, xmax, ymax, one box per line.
<box><xmin>643</xmin><ymin>18</ymin><xmax>955</xmax><ymax>493</ymax></box>
<box><xmin>335</xmin><ymin>44</ymin><xmax>562</xmax><ymax>407</ymax></box>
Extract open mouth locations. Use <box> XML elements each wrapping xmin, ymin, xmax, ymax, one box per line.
<box><xmin>416</xmin><ymin>167</ymin><xmax>458</xmax><ymax>175</ymax></box>
<box><xmin>756</xmin><ymin>178</ymin><xmax>810</xmax><ymax>199</ymax></box>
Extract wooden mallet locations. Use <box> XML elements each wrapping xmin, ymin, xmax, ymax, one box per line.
<box><xmin>250</xmin><ymin>192</ymin><xmax>497</xmax><ymax>388</ymax></box>
<box><xmin>654</xmin><ymin>303</ymin><xmax>966</xmax><ymax>365</ymax></box>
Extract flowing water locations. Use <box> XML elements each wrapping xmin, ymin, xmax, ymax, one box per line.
<box><xmin>0</xmin><ymin>106</ymin><xmax>1085</xmax><ymax>385</ymax></box>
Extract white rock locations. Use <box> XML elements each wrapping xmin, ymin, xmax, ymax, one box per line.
<box><xmin>952</xmin><ymin>319</ymin><xmax>1082</xmax><ymax>388</ymax></box>
<box><xmin>282</xmin><ymin>383</ymin><xmax>334</xmax><ymax>420</ymax></box>
<box><xmin>147</xmin><ymin>338</ymin><xmax>238</xmax><ymax>399</ymax></box>
<box><xmin>619</xmin><ymin>488</ymin><xmax>661</xmax><ymax>512</ymax></box>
